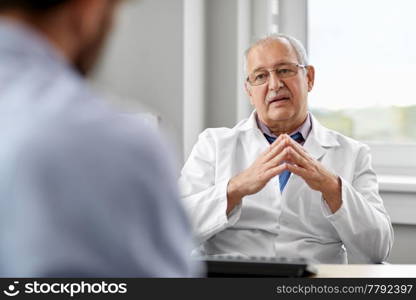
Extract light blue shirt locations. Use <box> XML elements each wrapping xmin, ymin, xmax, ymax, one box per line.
<box><xmin>0</xmin><ymin>19</ymin><xmax>201</xmax><ymax>277</ymax></box>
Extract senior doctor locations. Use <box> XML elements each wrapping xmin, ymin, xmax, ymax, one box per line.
<box><xmin>179</xmin><ymin>34</ymin><xmax>393</xmax><ymax>264</ymax></box>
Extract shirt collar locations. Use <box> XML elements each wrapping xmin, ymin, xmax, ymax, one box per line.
<box><xmin>0</xmin><ymin>18</ymin><xmax>69</xmax><ymax>67</ymax></box>
<box><xmin>256</xmin><ymin>112</ymin><xmax>312</xmax><ymax>141</ymax></box>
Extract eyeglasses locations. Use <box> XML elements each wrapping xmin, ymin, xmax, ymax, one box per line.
<box><xmin>247</xmin><ymin>62</ymin><xmax>307</xmax><ymax>86</ymax></box>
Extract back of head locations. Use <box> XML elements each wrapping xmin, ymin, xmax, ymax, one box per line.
<box><xmin>0</xmin><ymin>0</ymin><xmax>121</xmax><ymax>76</ymax></box>
<box><xmin>0</xmin><ymin>0</ymin><xmax>69</xmax><ymax>12</ymax></box>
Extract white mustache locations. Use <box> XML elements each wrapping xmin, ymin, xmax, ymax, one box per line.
<box><xmin>266</xmin><ymin>88</ymin><xmax>291</xmax><ymax>103</ymax></box>
<box><xmin>266</xmin><ymin>90</ymin><xmax>279</xmax><ymax>102</ymax></box>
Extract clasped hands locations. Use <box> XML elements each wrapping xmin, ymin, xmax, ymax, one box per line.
<box><xmin>226</xmin><ymin>134</ymin><xmax>341</xmax><ymax>214</ymax></box>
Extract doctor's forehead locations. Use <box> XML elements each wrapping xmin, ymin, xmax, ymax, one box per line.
<box><xmin>246</xmin><ymin>38</ymin><xmax>298</xmax><ymax>71</ymax></box>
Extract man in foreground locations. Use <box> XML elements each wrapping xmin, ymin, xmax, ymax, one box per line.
<box><xmin>0</xmin><ymin>0</ymin><xmax>199</xmax><ymax>276</ymax></box>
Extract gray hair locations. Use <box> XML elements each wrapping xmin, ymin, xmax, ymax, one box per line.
<box><xmin>244</xmin><ymin>33</ymin><xmax>309</xmax><ymax>75</ymax></box>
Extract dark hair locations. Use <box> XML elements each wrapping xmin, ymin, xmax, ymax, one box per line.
<box><xmin>0</xmin><ymin>0</ymin><xmax>69</xmax><ymax>11</ymax></box>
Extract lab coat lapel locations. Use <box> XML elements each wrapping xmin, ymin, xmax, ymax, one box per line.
<box><xmin>304</xmin><ymin>129</ymin><xmax>326</xmax><ymax>161</ymax></box>
<box><xmin>304</xmin><ymin>114</ymin><xmax>340</xmax><ymax>160</ymax></box>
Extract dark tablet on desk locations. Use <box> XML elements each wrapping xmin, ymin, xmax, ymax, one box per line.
<box><xmin>198</xmin><ymin>255</ymin><xmax>317</xmax><ymax>278</ymax></box>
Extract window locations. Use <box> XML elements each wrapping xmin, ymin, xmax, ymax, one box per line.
<box><xmin>308</xmin><ymin>0</ymin><xmax>416</xmax><ymax>176</ymax></box>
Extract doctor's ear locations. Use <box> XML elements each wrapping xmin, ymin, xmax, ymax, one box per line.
<box><xmin>244</xmin><ymin>81</ymin><xmax>255</xmax><ymax>105</ymax></box>
<box><xmin>306</xmin><ymin>65</ymin><xmax>315</xmax><ymax>92</ymax></box>
<box><xmin>245</xmin><ymin>81</ymin><xmax>252</xmax><ymax>97</ymax></box>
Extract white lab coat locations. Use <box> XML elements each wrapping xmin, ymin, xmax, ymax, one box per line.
<box><xmin>179</xmin><ymin>111</ymin><xmax>394</xmax><ymax>264</ymax></box>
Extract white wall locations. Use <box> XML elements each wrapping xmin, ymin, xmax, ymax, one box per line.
<box><xmin>93</xmin><ymin>0</ymin><xmax>243</xmax><ymax>164</ymax></box>
<box><xmin>93</xmin><ymin>0</ymin><xmax>184</xmax><ymax>164</ymax></box>
<box><xmin>388</xmin><ymin>224</ymin><xmax>416</xmax><ymax>263</ymax></box>
<box><xmin>381</xmin><ymin>190</ymin><xmax>416</xmax><ymax>263</ymax></box>
<box><xmin>205</xmin><ymin>0</ymin><xmax>238</xmax><ymax>129</ymax></box>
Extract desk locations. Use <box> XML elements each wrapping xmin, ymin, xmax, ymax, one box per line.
<box><xmin>314</xmin><ymin>264</ymin><xmax>416</xmax><ymax>277</ymax></box>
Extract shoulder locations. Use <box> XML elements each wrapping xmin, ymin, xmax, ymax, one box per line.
<box><xmin>313</xmin><ymin>117</ymin><xmax>370</xmax><ymax>155</ymax></box>
<box><xmin>23</xmin><ymin>110</ymin><xmax>169</xmax><ymax>177</ymax></box>
<box><xmin>197</xmin><ymin>117</ymin><xmax>253</xmax><ymax>143</ymax></box>
<box><xmin>332</xmin><ymin>130</ymin><xmax>368</xmax><ymax>153</ymax></box>
<box><xmin>330</xmin><ymin>128</ymin><xmax>366</xmax><ymax>148</ymax></box>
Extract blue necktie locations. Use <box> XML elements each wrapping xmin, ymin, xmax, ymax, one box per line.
<box><xmin>264</xmin><ymin>132</ymin><xmax>305</xmax><ymax>192</ymax></box>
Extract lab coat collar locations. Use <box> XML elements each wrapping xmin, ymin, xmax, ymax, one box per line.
<box><xmin>305</xmin><ymin>114</ymin><xmax>340</xmax><ymax>160</ymax></box>
<box><xmin>237</xmin><ymin>110</ymin><xmax>259</xmax><ymax>132</ymax></box>
<box><xmin>238</xmin><ymin>110</ymin><xmax>340</xmax><ymax>160</ymax></box>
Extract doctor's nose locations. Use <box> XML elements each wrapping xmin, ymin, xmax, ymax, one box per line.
<box><xmin>268</xmin><ymin>72</ymin><xmax>285</xmax><ymax>91</ymax></box>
